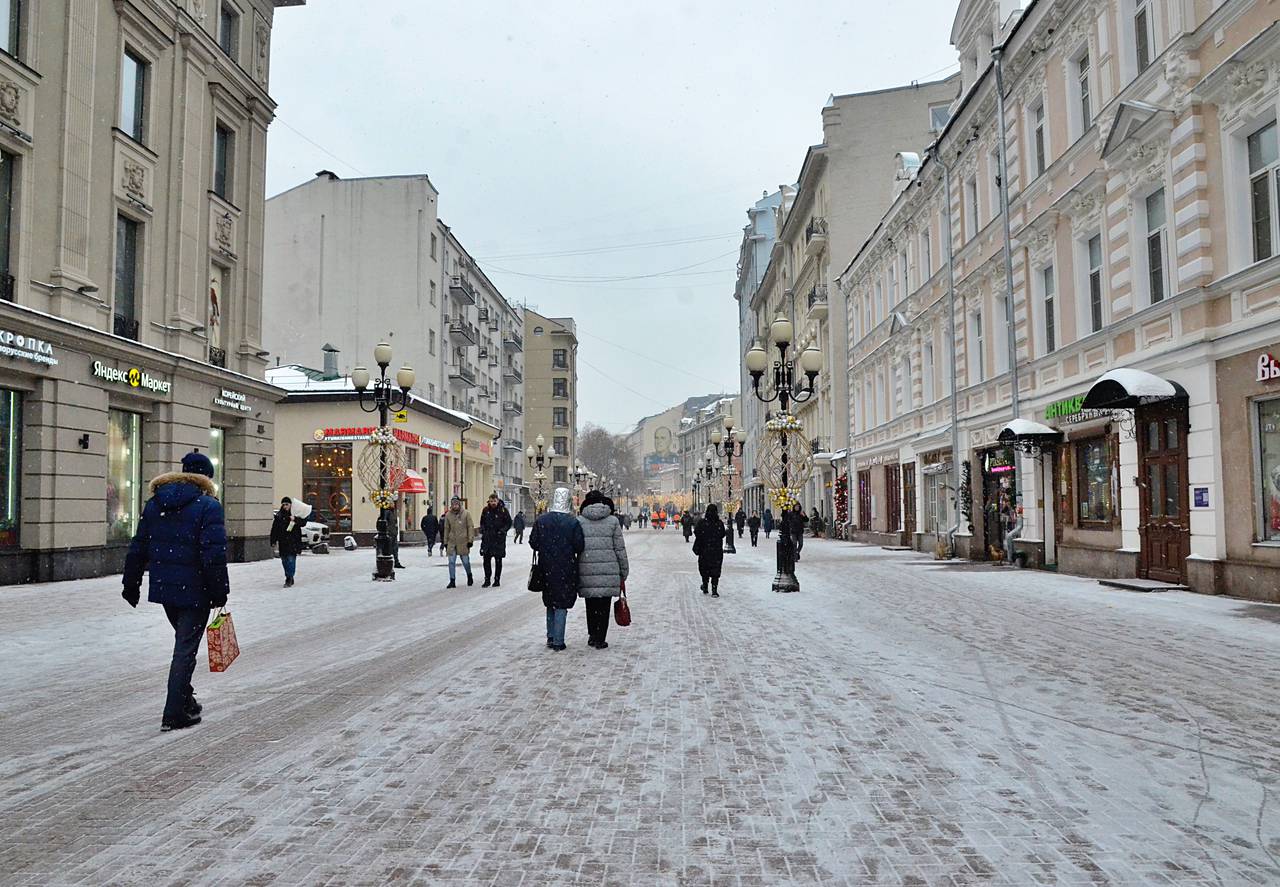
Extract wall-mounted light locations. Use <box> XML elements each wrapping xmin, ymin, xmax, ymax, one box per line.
<box><xmin>257</xmin><ymin>424</ymin><xmax>265</xmax><ymax>434</ymax></box>
<box><xmin>78</xmin><ymin>433</ymin><xmax>90</xmax><ymax>450</ymax></box>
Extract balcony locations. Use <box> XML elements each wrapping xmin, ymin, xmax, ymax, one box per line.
<box><xmin>504</xmin><ymin>437</ymin><xmax>524</xmax><ymax>451</ymax></box>
<box><xmin>810</xmin><ymin>437</ymin><xmax>822</xmax><ymax>455</ymax></box>
<box><xmin>807</xmin><ymin>285</ymin><xmax>828</xmax><ymax>320</ymax></box>
<box><xmin>805</xmin><ymin>216</ymin><xmax>828</xmax><ymax>257</ymax></box>
<box><xmin>447</xmin><ymin>315</ymin><xmax>478</xmax><ymax>345</ymax></box>
<box><xmin>502</xmin><ymin>330</ymin><xmax>523</xmax><ymax>351</ymax></box>
<box><xmin>486</xmin><ymin>348</ymin><xmax>499</xmax><ymax>367</ymax></box>
<box><xmin>503</xmin><ymin>363</ymin><xmax>523</xmax><ymax>383</ymax></box>
<box><xmin>477</xmin><ymin>306</ymin><xmax>489</xmax><ymax>324</ymax></box>
<box><xmin>208</xmin><ymin>346</ymin><xmax>227</xmax><ymax>368</ymax></box>
<box><xmin>487</xmin><ymin>386</ymin><xmax>499</xmax><ymax>403</ymax></box>
<box><xmin>449</xmin><ymin>275</ymin><xmax>477</xmax><ymax>304</ymax></box>
<box><xmin>448</xmin><ymin>361</ymin><xmax>477</xmax><ymax>386</ymax></box>
<box><xmin>113</xmin><ymin>313</ymin><xmax>139</xmax><ymax>340</ymax></box>
<box><xmin>487</xmin><ymin>316</ymin><xmax>500</xmax><ymax>332</ymax></box>
<box><xmin>503</xmin><ymin>398</ymin><xmax>523</xmax><ymax>415</ymax></box>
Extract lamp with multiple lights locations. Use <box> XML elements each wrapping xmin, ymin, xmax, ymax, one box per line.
<box><xmin>352</xmin><ymin>342</ymin><xmax>415</xmax><ymax>581</ymax></box>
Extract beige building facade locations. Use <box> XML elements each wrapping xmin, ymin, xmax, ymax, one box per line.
<box><xmin>840</xmin><ymin>0</ymin><xmax>1280</xmax><ymax>601</ymax></box>
<box><xmin>0</xmin><ymin>0</ymin><xmax>302</xmax><ymax>582</ymax></box>
<box><xmin>522</xmin><ymin>310</ymin><xmax>578</xmax><ymax>492</ymax></box>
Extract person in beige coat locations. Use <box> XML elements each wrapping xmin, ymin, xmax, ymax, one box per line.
<box><xmin>441</xmin><ymin>496</ymin><xmax>475</xmax><ymax>587</ymax></box>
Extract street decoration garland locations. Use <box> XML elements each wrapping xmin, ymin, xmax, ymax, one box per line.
<box><xmin>834</xmin><ymin>472</ymin><xmax>848</xmax><ymax>523</ymax></box>
<box><xmin>759</xmin><ymin>412</ymin><xmax>814</xmax><ymax>515</ymax></box>
<box><xmin>356</xmin><ymin>426</ymin><xmax>407</xmax><ymax>511</ymax></box>
<box><xmin>958</xmin><ymin>459</ymin><xmax>973</xmax><ymax>531</ymax></box>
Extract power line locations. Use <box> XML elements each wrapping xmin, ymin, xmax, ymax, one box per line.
<box><xmin>273</xmin><ymin>117</ymin><xmax>368</xmax><ymax>176</ymax></box>
<box><xmin>476</xmin><ymin>231</ymin><xmax>739</xmax><ymax>262</ymax></box>
<box><xmin>577</xmin><ymin>327</ymin><xmax>733</xmax><ymax>389</ymax></box>
<box><xmin>480</xmin><ymin>248</ymin><xmax>739</xmax><ymax>283</ymax></box>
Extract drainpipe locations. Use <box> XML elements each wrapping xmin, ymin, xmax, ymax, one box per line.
<box><xmin>927</xmin><ymin>141</ymin><xmax>962</xmax><ymax>558</ymax></box>
<box><xmin>993</xmin><ymin>44</ymin><xmax>1025</xmax><ymax>562</ymax></box>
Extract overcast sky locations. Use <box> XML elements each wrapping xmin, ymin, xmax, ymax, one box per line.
<box><xmin>265</xmin><ymin>1</ymin><xmax>960</xmax><ymax>433</ymax></box>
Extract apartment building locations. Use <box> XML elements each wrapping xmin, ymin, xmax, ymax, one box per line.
<box><xmin>840</xmin><ymin>0</ymin><xmax>1280</xmax><ymax>600</ymax></box>
<box><xmin>628</xmin><ymin>393</ymin><xmax>731</xmax><ymax>495</ymax></box>
<box><xmin>0</xmin><ymin>0</ymin><xmax>303</xmax><ymax>583</ymax></box>
<box><xmin>748</xmin><ymin>77</ymin><xmax>959</xmax><ymax>522</ymax></box>
<box><xmin>522</xmin><ymin>310</ymin><xmax>578</xmax><ymax>498</ymax></box>
<box><xmin>677</xmin><ymin>396</ymin><xmax>740</xmax><ymax>498</ymax></box>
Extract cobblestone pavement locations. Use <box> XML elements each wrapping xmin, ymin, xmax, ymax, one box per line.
<box><xmin>3</xmin><ymin>530</ymin><xmax>1280</xmax><ymax>886</ymax></box>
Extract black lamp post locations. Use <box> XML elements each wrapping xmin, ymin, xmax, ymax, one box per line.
<box><xmin>525</xmin><ymin>433</ymin><xmax>556</xmax><ymax>511</ymax></box>
<box><xmin>745</xmin><ymin>315</ymin><xmax>822</xmax><ymax>593</ymax></box>
<box><xmin>352</xmin><ymin>343</ymin><xmax>415</xmax><ymax>581</ymax></box>
<box><xmin>711</xmin><ymin>416</ymin><xmax>746</xmax><ymax>554</ymax></box>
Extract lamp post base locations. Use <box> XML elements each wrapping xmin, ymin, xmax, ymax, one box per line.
<box><xmin>373</xmin><ymin>555</ymin><xmax>396</xmax><ymax>582</ymax></box>
<box><xmin>373</xmin><ymin>508</ymin><xmax>396</xmax><ymax>581</ymax></box>
<box><xmin>772</xmin><ymin>535</ymin><xmax>800</xmax><ymax>593</ymax></box>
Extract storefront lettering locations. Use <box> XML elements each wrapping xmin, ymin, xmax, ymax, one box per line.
<box><xmin>213</xmin><ymin>388</ymin><xmax>251</xmax><ymax>412</ymax></box>
<box><xmin>314</xmin><ymin>426</ymin><xmax>421</xmax><ymax>446</ymax></box>
<box><xmin>1257</xmin><ymin>352</ymin><xmax>1280</xmax><ymax>382</ymax></box>
<box><xmin>92</xmin><ymin>360</ymin><xmax>172</xmax><ymax>394</ymax></box>
<box><xmin>0</xmin><ymin>329</ymin><xmax>57</xmax><ymax>367</ymax></box>
<box><xmin>1044</xmin><ymin>395</ymin><xmax>1086</xmax><ymax>422</ymax></box>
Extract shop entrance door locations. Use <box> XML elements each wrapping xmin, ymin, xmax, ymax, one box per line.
<box><xmin>901</xmin><ymin>463</ymin><xmax>917</xmax><ymax>545</ymax></box>
<box><xmin>857</xmin><ymin>469</ymin><xmax>872</xmax><ymax>529</ymax></box>
<box><xmin>885</xmin><ymin>464</ymin><xmax>901</xmax><ymax>535</ymax></box>
<box><xmin>1138</xmin><ymin>401</ymin><xmax>1190</xmax><ymax>584</ymax></box>
<box><xmin>981</xmin><ymin>448</ymin><xmax>1016</xmax><ymax>560</ymax></box>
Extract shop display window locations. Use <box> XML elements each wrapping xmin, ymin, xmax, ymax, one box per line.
<box><xmin>208</xmin><ymin>428</ymin><xmax>225</xmax><ymax>497</ymax></box>
<box><xmin>402</xmin><ymin>448</ymin><xmax>417</xmax><ymax>531</ymax></box>
<box><xmin>302</xmin><ymin>443</ymin><xmax>352</xmax><ymax>532</ymax></box>
<box><xmin>1075</xmin><ymin>437</ymin><xmax>1114</xmax><ymax>526</ymax></box>
<box><xmin>0</xmin><ymin>389</ymin><xmax>20</xmax><ymax>546</ymax></box>
<box><xmin>1257</xmin><ymin>399</ymin><xmax>1280</xmax><ymax>541</ymax></box>
<box><xmin>106</xmin><ymin>410</ymin><xmax>142</xmax><ymax>542</ymax></box>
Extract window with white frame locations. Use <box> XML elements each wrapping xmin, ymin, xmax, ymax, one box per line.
<box><xmin>994</xmin><ymin>292</ymin><xmax>1009</xmax><ymax>374</ymax></box>
<box><xmin>1075</xmin><ymin>50</ymin><xmax>1093</xmax><ymax>135</ymax></box>
<box><xmin>1134</xmin><ymin>0</ymin><xmax>1153</xmax><ymax>73</ymax></box>
<box><xmin>1248</xmin><ymin>120</ymin><xmax>1278</xmax><ymax>263</ymax></box>
<box><xmin>964</xmin><ymin>176</ymin><xmax>979</xmax><ymax>238</ymax></box>
<box><xmin>1144</xmin><ymin>188</ymin><xmax>1168</xmax><ymax>303</ymax></box>
<box><xmin>1029</xmin><ymin>99</ymin><xmax>1047</xmax><ymax>178</ymax></box>
<box><xmin>1087</xmin><ymin>234</ymin><xmax>1105</xmax><ymax>332</ymax></box>
<box><xmin>970</xmin><ymin>309</ymin><xmax>985</xmax><ymax>384</ymax></box>
<box><xmin>1041</xmin><ymin>265</ymin><xmax>1056</xmax><ymax>354</ymax></box>
<box><xmin>929</xmin><ymin>103</ymin><xmax>950</xmax><ymax>133</ymax></box>
<box><xmin>922</xmin><ymin>340</ymin><xmax>935</xmax><ymax>403</ymax></box>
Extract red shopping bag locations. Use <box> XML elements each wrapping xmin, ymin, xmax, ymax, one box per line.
<box><xmin>613</xmin><ymin>581</ymin><xmax>631</xmax><ymax>627</ymax></box>
<box><xmin>207</xmin><ymin>609</ymin><xmax>240</xmax><ymax>672</ymax></box>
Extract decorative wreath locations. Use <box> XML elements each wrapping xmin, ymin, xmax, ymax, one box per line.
<box><xmin>370</xmin><ymin>488</ymin><xmax>397</xmax><ymax>509</ymax></box>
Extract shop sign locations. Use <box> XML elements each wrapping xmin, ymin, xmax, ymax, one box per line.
<box><xmin>1193</xmin><ymin>487</ymin><xmax>1210</xmax><ymax>509</ymax></box>
<box><xmin>213</xmin><ymin>388</ymin><xmax>252</xmax><ymax>413</ymax></box>
<box><xmin>464</xmin><ymin>437</ymin><xmax>492</xmax><ymax>456</ymax></box>
<box><xmin>1257</xmin><ymin>353</ymin><xmax>1280</xmax><ymax>382</ymax></box>
<box><xmin>313</xmin><ymin>426</ymin><xmax>421</xmax><ymax>446</ymax></box>
<box><xmin>0</xmin><ymin>329</ymin><xmax>58</xmax><ymax>367</ymax></box>
<box><xmin>420</xmin><ymin>436</ymin><xmax>451</xmax><ymax>454</ymax></box>
<box><xmin>92</xmin><ymin>360</ymin><xmax>172</xmax><ymax>394</ymax></box>
<box><xmin>1044</xmin><ymin>395</ymin><xmax>1086</xmax><ymax>423</ymax></box>
<box><xmin>856</xmin><ymin>453</ymin><xmax>893</xmax><ymax>469</ymax></box>
<box><xmin>983</xmin><ymin>448</ymin><xmax>1016</xmax><ymax>474</ymax></box>
<box><xmin>393</xmin><ymin>410</ymin><xmax>408</xmax><ymax>424</ymax></box>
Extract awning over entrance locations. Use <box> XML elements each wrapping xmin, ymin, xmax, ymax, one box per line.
<box><xmin>398</xmin><ymin>469</ymin><xmax>427</xmax><ymax>494</ymax></box>
<box><xmin>996</xmin><ymin>418</ymin><xmax>1063</xmax><ymax>449</ymax></box>
<box><xmin>1081</xmin><ymin>368</ymin><xmax>1187</xmax><ymax>409</ymax></box>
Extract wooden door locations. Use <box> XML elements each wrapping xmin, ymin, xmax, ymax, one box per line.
<box><xmin>901</xmin><ymin>463</ymin><xmax>917</xmax><ymax>544</ymax></box>
<box><xmin>1138</xmin><ymin>402</ymin><xmax>1190</xmax><ymax>583</ymax></box>
<box><xmin>858</xmin><ymin>470</ymin><xmax>872</xmax><ymax>529</ymax></box>
<box><xmin>885</xmin><ymin>464</ymin><xmax>901</xmax><ymax>534</ymax></box>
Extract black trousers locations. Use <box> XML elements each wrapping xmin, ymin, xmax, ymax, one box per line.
<box><xmin>483</xmin><ymin>555</ymin><xmax>503</xmax><ymax>583</ymax></box>
<box><xmin>514</xmin><ymin>529</ymin><xmax>524</xmax><ymax>543</ymax></box>
<box><xmin>585</xmin><ymin>597</ymin><xmax>611</xmax><ymax>642</ymax></box>
<box><xmin>749</xmin><ymin>529</ymin><xmax>759</xmax><ymax>546</ymax></box>
<box><xmin>163</xmin><ymin>604</ymin><xmax>210</xmax><ymax>721</ymax></box>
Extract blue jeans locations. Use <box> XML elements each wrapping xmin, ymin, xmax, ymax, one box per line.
<box><xmin>448</xmin><ymin>553</ymin><xmax>472</xmax><ymax>583</ymax></box>
<box><xmin>162</xmin><ymin>605</ymin><xmax>211</xmax><ymax>721</ymax></box>
<box><xmin>545</xmin><ymin>607</ymin><xmax>567</xmax><ymax>646</ymax></box>
<box><xmin>281</xmin><ymin>554</ymin><xmax>297</xmax><ymax>580</ymax></box>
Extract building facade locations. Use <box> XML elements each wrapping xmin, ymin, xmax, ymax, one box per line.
<box><xmin>839</xmin><ymin>0</ymin><xmax>1280</xmax><ymax>601</ymax></box>
<box><xmin>522</xmin><ymin>310</ymin><xmax>578</xmax><ymax>497</ymax></box>
<box><xmin>678</xmin><ymin>396</ymin><xmax>740</xmax><ymax>502</ymax></box>
<box><xmin>628</xmin><ymin>393</ymin><xmax>728</xmax><ymax>495</ymax></box>
<box><xmin>749</xmin><ymin>77</ymin><xmax>960</xmax><ymax>524</ymax></box>
<box><xmin>0</xmin><ymin>0</ymin><xmax>303</xmax><ymax>582</ymax></box>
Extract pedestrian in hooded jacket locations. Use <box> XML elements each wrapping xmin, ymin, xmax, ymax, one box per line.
<box><xmin>762</xmin><ymin>507</ymin><xmax>775</xmax><ymax>538</ymax></box>
<box><xmin>479</xmin><ymin>493</ymin><xmax>513</xmax><ymax>587</ymax></box>
<box><xmin>577</xmin><ymin>490</ymin><xmax>630</xmax><ymax>649</ymax></box>
<box><xmin>529</xmin><ymin>487</ymin><xmax>585</xmax><ymax>651</ymax></box>
<box><xmin>512</xmin><ymin>510</ymin><xmax>526</xmax><ymax>544</ymax></box>
<box><xmin>122</xmin><ymin>452</ymin><xmax>228</xmax><ymax>732</ymax></box>
<box><xmin>692</xmin><ymin>504</ymin><xmax>727</xmax><ymax>597</ymax></box>
<box><xmin>735</xmin><ymin>508</ymin><xmax>747</xmax><ymax>538</ymax></box>
<box><xmin>747</xmin><ymin>512</ymin><xmax>761</xmax><ymax>546</ymax></box>
<box><xmin>680</xmin><ymin>509</ymin><xmax>694</xmax><ymax>542</ymax></box>
<box><xmin>420</xmin><ymin>507</ymin><xmax>440</xmax><ymax>556</ymax></box>
<box><xmin>269</xmin><ymin>496</ymin><xmax>304</xmax><ymax>588</ymax></box>
<box><xmin>442</xmin><ymin>497</ymin><xmax>475</xmax><ymax>587</ymax></box>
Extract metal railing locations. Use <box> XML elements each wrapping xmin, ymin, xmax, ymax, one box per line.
<box><xmin>0</xmin><ymin>273</ymin><xmax>14</xmax><ymax>302</ymax></box>
<box><xmin>503</xmin><ymin>331</ymin><xmax>523</xmax><ymax>351</ymax></box>
<box><xmin>208</xmin><ymin>346</ymin><xmax>227</xmax><ymax>368</ymax></box>
<box><xmin>447</xmin><ymin>315</ymin><xmax>478</xmax><ymax>344</ymax></box>
<box><xmin>503</xmin><ymin>363</ymin><xmax>523</xmax><ymax>382</ymax></box>
<box><xmin>449</xmin><ymin>362</ymin><xmax>477</xmax><ymax>385</ymax></box>
<box><xmin>449</xmin><ymin>276</ymin><xmax>477</xmax><ymax>304</ymax></box>
<box><xmin>113</xmin><ymin>313</ymin><xmax>139</xmax><ymax>340</ymax></box>
<box><xmin>503</xmin><ymin>399</ymin><xmax>523</xmax><ymax>414</ymax></box>
<box><xmin>807</xmin><ymin>285</ymin><xmax>828</xmax><ymax>310</ymax></box>
<box><xmin>805</xmin><ymin>216</ymin><xmax>828</xmax><ymax>243</ymax></box>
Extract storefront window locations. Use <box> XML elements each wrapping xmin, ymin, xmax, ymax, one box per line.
<box><xmin>0</xmin><ymin>389</ymin><xmax>20</xmax><ymax>546</ymax></box>
<box><xmin>107</xmin><ymin>410</ymin><xmax>142</xmax><ymax>542</ymax></box>
<box><xmin>208</xmin><ymin>427</ymin><xmax>225</xmax><ymax>497</ymax></box>
<box><xmin>1075</xmin><ymin>437</ymin><xmax>1113</xmax><ymax>526</ymax></box>
<box><xmin>1257</xmin><ymin>399</ymin><xmax>1280</xmax><ymax>540</ymax></box>
<box><xmin>302</xmin><ymin>443</ymin><xmax>352</xmax><ymax>532</ymax></box>
<box><xmin>402</xmin><ymin>448</ymin><xmax>417</xmax><ymax>531</ymax></box>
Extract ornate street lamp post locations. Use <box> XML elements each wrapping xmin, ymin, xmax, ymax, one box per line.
<box><xmin>745</xmin><ymin>315</ymin><xmax>822</xmax><ymax>593</ymax></box>
<box><xmin>352</xmin><ymin>343</ymin><xmax>415</xmax><ymax>581</ymax></box>
<box><xmin>525</xmin><ymin>434</ymin><xmax>556</xmax><ymax>513</ymax></box>
<box><xmin>711</xmin><ymin>415</ymin><xmax>746</xmax><ymax>555</ymax></box>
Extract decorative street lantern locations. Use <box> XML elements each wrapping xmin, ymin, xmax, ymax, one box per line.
<box><xmin>352</xmin><ymin>343</ymin><xmax>415</xmax><ymax>581</ymax></box>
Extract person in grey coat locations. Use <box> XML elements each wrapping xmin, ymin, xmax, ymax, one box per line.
<box><xmin>576</xmin><ymin>490</ymin><xmax>630</xmax><ymax>649</ymax></box>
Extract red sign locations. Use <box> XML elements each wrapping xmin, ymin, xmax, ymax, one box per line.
<box><xmin>1257</xmin><ymin>353</ymin><xmax>1280</xmax><ymax>382</ymax></box>
<box><xmin>314</xmin><ymin>426</ymin><xmax>422</xmax><ymax>446</ymax></box>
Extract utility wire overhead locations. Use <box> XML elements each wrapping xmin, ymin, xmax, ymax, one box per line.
<box><xmin>480</xmin><ymin>248</ymin><xmax>739</xmax><ymax>283</ymax></box>
<box><xmin>476</xmin><ymin>231</ymin><xmax>738</xmax><ymax>261</ymax></box>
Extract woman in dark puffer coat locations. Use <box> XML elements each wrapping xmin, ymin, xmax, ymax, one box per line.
<box><xmin>693</xmin><ymin>503</ymin><xmax>727</xmax><ymax>597</ymax></box>
<box><xmin>529</xmin><ymin>487</ymin><xmax>585</xmax><ymax>651</ymax></box>
<box><xmin>577</xmin><ymin>490</ymin><xmax>629</xmax><ymax>649</ymax></box>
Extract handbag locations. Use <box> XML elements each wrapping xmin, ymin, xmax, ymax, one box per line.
<box><xmin>528</xmin><ymin>550</ymin><xmax>548</xmax><ymax>593</ymax></box>
<box><xmin>613</xmin><ymin>581</ymin><xmax>631</xmax><ymax>627</ymax></box>
<box><xmin>206</xmin><ymin>608</ymin><xmax>240</xmax><ymax>672</ymax></box>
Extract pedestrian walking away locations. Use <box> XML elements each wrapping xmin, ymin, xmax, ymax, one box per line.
<box><xmin>735</xmin><ymin>508</ymin><xmax>746</xmax><ymax>539</ymax></box>
<box><xmin>529</xmin><ymin>487</ymin><xmax>584</xmax><ymax>651</ymax></box>
<box><xmin>420</xmin><ymin>507</ymin><xmax>440</xmax><ymax>556</ymax></box>
<box><xmin>479</xmin><ymin>493</ymin><xmax>513</xmax><ymax>587</ymax></box>
<box><xmin>681</xmin><ymin>509</ymin><xmax>693</xmax><ymax>542</ymax></box>
<box><xmin>121</xmin><ymin>451</ymin><xmax>228</xmax><ymax>732</ymax></box>
<box><xmin>441</xmin><ymin>496</ymin><xmax>475</xmax><ymax>587</ymax></box>
<box><xmin>692</xmin><ymin>503</ymin><xmax>727</xmax><ymax>596</ymax></box>
<box><xmin>577</xmin><ymin>490</ymin><xmax>630</xmax><ymax>649</ymax></box>
<box><xmin>512</xmin><ymin>510</ymin><xmax>526</xmax><ymax>544</ymax></box>
<box><xmin>269</xmin><ymin>496</ymin><xmax>304</xmax><ymax>588</ymax></box>
<box><xmin>747</xmin><ymin>512</ymin><xmax>761</xmax><ymax>546</ymax></box>
<box><xmin>762</xmin><ymin>507</ymin><xmax>775</xmax><ymax>539</ymax></box>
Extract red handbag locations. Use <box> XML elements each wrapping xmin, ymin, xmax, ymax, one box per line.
<box><xmin>613</xmin><ymin>580</ymin><xmax>631</xmax><ymax>627</ymax></box>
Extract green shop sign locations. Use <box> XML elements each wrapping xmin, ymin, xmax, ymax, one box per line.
<box><xmin>1044</xmin><ymin>395</ymin><xmax>1085</xmax><ymax>422</ymax></box>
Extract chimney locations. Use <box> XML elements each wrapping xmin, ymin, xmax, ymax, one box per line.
<box><xmin>322</xmin><ymin>343</ymin><xmax>339</xmax><ymax>380</ymax></box>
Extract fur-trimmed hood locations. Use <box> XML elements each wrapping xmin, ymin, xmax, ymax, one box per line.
<box><xmin>149</xmin><ymin>471</ymin><xmax>217</xmax><ymax>497</ymax></box>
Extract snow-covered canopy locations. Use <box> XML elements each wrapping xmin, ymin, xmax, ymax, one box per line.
<box><xmin>1081</xmin><ymin>368</ymin><xmax>1187</xmax><ymax>409</ymax></box>
<box><xmin>997</xmin><ymin>418</ymin><xmax>1061</xmax><ymax>441</ymax></box>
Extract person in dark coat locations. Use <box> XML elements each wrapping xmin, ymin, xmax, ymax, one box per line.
<box><xmin>512</xmin><ymin>510</ymin><xmax>526</xmax><ymax>544</ymax></box>
<box><xmin>529</xmin><ymin>487</ymin><xmax>584</xmax><ymax>651</ymax></box>
<box><xmin>122</xmin><ymin>452</ymin><xmax>228</xmax><ymax>732</ymax></box>
<box><xmin>747</xmin><ymin>512</ymin><xmax>761</xmax><ymax>546</ymax></box>
<box><xmin>269</xmin><ymin>496</ymin><xmax>305</xmax><ymax>588</ymax></box>
<box><xmin>735</xmin><ymin>508</ymin><xmax>747</xmax><ymax>538</ymax></box>
<box><xmin>680</xmin><ymin>509</ymin><xmax>694</xmax><ymax>542</ymax></box>
<box><xmin>479</xmin><ymin>493</ymin><xmax>513</xmax><ymax>587</ymax></box>
<box><xmin>692</xmin><ymin>503</ymin><xmax>727</xmax><ymax>596</ymax></box>
<box><xmin>421</xmin><ymin>507</ymin><xmax>440</xmax><ymax>556</ymax></box>
<box><xmin>785</xmin><ymin>505</ymin><xmax>808</xmax><ymax>559</ymax></box>
<box><xmin>762</xmin><ymin>507</ymin><xmax>775</xmax><ymax>538</ymax></box>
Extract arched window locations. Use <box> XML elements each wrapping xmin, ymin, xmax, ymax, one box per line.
<box><xmin>533</xmin><ymin>326</ymin><xmax>544</xmax><ymax>335</ymax></box>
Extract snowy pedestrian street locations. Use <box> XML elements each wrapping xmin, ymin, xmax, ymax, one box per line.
<box><xmin>3</xmin><ymin>531</ymin><xmax>1280</xmax><ymax>886</ymax></box>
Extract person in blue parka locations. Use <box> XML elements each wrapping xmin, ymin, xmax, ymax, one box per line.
<box><xmin>122</xmin><ymin>451</ymin><xmax>229</xmax><ymax>732</ymax></box>
<box><xmin>528</xmin><ymin>486</ymin><xmax>585</xmax><ymax>651</ymax></box>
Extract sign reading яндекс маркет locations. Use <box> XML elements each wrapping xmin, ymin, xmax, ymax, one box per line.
<box><xmin>91</xmin><ymin>360</ymin><xmax>172</xmax><ymax>394</ymax></box>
